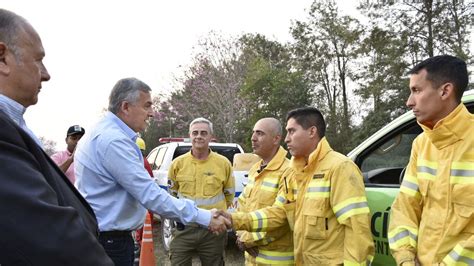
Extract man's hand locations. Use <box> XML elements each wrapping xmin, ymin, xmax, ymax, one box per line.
<box><xmin>213</xmin><ymin>209</ymin><xmax>232</xmax><ymax>225</ymax></box>
<box><xmin>209</xmin><ymin>209</ymin><xmax>231</xmax><ymax>234</ymax></box>
<box><xmin>58</xmin><ymin>150</ymin><xmax>75</xmax><ymax>173</ymax></box>
<box><xmin>246</xmin><ymin>247</ymin><xmax>259</xmax><ymax>258</ymax></box>
<box><xmin>70</xmin><ymin>146</ymin><xmax>76</xmax><ymax>162</ymax></box>
<box><xmin>415</xmin><ymin>257</ymin><xmax>421</xmax><ymax>266</ymax></box>
<box><xmin>236</xmin><ymin>236</ymin><xmax>258</xmax><ymax>257</ymax></box>
<box><xmin>400</xmin><ymin>257</ymin><xmax>421</xmax><ymax>266</ymax></box>
<box><xmin>236</xmin><ymin>236</ymin><xmax>246</xmax><ymax>251</ymax></box>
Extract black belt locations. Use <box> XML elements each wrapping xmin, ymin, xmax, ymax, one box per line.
<box><xmin>99</xmin><ymin>230</ymin><xmax>132</xmax><ymax>237</ymax></box>
<box><xmin>175</xmin><ymin>222</ymin><xmax>201</xmax><ymax>231</ymax></box>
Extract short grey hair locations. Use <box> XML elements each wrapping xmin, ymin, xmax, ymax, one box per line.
<box><xmin>0</xmin><ymin>9</ymin><xmax>29</xmax><ymax>60</ymax></box>
<box><xmin>189</xmin><ymin>117</ymin><xmax>213</xmax><ymax>134</ymax></box>
<box><xmin>108</xmin><ymin>77</ymin><xmax>151</xmax><ymax>114</ymax></box>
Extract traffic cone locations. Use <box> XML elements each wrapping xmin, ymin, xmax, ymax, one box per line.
<box><xmin>139</xmin><ymin>212</ymin><xmax>156</xmax><ymax>266</ymax></box>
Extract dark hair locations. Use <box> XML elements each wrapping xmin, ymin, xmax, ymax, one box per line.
<box><xmin>108</xmin><ymin>77</ymin><xmax>151</xmax><ymax>114</ymax></box>
<box><xmin>0</xmin><ymin>9</ymin><xmax>29</xmax><ymax>60</ymax></box>
<box><xmin>286</xmin><ymin>107</ymin><xmax>326</xmax><ymax>138</ymax></box>
<box><xmin>408</xmin><ymin>55</ymin><xmax>468</xmax><ymax>102</ymax></box>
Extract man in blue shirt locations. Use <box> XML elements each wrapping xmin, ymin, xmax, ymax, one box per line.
<box><xmin>75</xmin><ymin>77</ymin><xmax>230</xmax><ymax>266</ymax></box>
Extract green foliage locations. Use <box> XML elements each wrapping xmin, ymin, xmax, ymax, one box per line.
<box><xmin>352</xmin><ymin>26</ymin><xmax>411</xmax><ymax>145</ymax></box>
<box><xmin>142</xmin><ymin>0</ymin><xmax>472</xmax><ymax>155</ymax></box>
<box><xmin>239</xmin><ymin>58</ymin><xmax>312</xmax><ymax>150</ymax></box>
<box><xmin>140</xmin><ymin>98</ymin><xmax>184</xmax><ymax>154</ymax></box>
<box><xmin>236</xmin><ymin>34</ymin><xmax>312</xmax><ymax>151</ymax></box>
<box><xmin>352</xmin><ymin>0</ymin><xmax>472</xmax><ymax>148</ymax></box>
<box><xmin>358</xmin><ymin>0</ymin><xmax>473</xmax><ymax>61</ymax></box>
<box><xmin>291</xmin><ymin>0</ymin><xmax>363</xmax><ymax>153</ymax></box>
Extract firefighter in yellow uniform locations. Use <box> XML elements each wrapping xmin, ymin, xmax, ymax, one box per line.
<box><xmin>168</xmin><ymin>117</ymin><xmax>234</xmax><ymax>266</ymax></box>
<box><xmin>389</xmin><ymin>56</ymin><xmax>474</xmax><ymax>265</ymax></box>
<box><xmin>226</xmin><ymin>107</ymin><xmax>374</xmax><ymax>265</ymax></box>
<box><xmin>237</xmin><ymin>118</ymin><xmax>294</xmax><ymax>265</ymax></box>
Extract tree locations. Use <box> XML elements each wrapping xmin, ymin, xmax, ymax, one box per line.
<box><xmin>353</xmin><ymin>27</ymin><xmax>410</xmax><ymax>143</ymax></box>
<box><xmin>140</xmin><ymin>96</ymin><xmax>183</xmax><ymax>155</ymax></box>
<box><xmin>168</xmin><ymin>32</ymin><xmax>248</xmax><ymax>143</ymax></box>
<box><xmin>291</xmin><ymin>0</ymin><xmax>363</xmax><ymax>153</ymax></box>
<box><xmin>358</xmin><ymin>0</ymin><xmax>473</xmax><ymax>62</ymax></box>
<box><xmin>237</xmin><ymin>33</ymin><xmax>312</xmax><ymax>150</ymax></box>
<box><xmin>39</xmin><ymin>136</ymin><xmax>57</xmax><ymax>156</ymax></box>
<box><xmin>439</xmin><ymin>0</ymin><xmax>474</xmax><ymax>60</ymax></box>
<box><xmin>353</xmin><ymin>0</ymin><xmax>473</xmax><ymax>144</ymax></box>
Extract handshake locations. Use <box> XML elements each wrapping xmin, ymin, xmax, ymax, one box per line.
<box><xmin>208</xmin><ymin>209</ymin><xmax>233</xmax><ymax>234</ymax></box>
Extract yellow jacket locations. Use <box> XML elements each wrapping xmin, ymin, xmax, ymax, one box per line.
<box><xmin>168</xmin><ymin>150</ymin><xmax>234</xmax><ymax>210</ymax></box>
<box><xmin>233</xmin><ymin>138</ymin><xmax>374</xmax><ymax>265</ymax></box>
<box><xmin>389</xmin><ymin>103</ymin><xmax>474</xmax><ymax>265</ymax></box>
<box><xmin>237</xmin><ymin>146</ymin><xmax>294</xmax><ymax>265</ymax></box>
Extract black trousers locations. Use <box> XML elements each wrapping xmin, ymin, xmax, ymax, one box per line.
<box><xmin>99</xmin><ymin>231</ymin><xmax>135</xmax><ymax>266</ymax></box>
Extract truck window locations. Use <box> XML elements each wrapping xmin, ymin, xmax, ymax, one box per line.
<box><xmin>173</xmin><ymin>145</ymin><xmax>241</xmax><ymax>164</ymax></box>
<box><xmin>359</xmin><ymin>123</ymin><xmax>421</xmax><ymax>186</ymax></box>
<box><xmin>361</xmin><ymin>125</ymin><xmax>421</xmax><ymax>173</ymax></box>
<box><xmin>211</xmin><ymin>147</ymin><xmax>241</xmax><ymax>164</ymax></box>
<box><xmin>147</xmin><ymin>149</ymin><xmax>158</xmax><ymax>167</ymax></box>
<box><xmin>151</xmin><ymin>147</ymin><xmax>168</xmax><ymax>170</ymax></box>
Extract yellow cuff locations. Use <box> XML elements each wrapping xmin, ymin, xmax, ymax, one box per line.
<box><xmin>400</xmin><ymin>261</ymin><xmax>415</xmax><ymax>266</ymax></box>
<box><xmin>394</xmin><ymin>249</ymin><xmax>416</xmax><ymax>266</ymax></box>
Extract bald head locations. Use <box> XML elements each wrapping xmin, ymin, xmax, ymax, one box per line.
<box><xmin>0</xmin><ymin>9</ymin><xmax>30</xmax><ymax>60</ymax></box>
<box><xmin>255</xmin><ymin>117</ymin><xmax>282</xmax><ymax>137</ymax></box>
<box><xmin>251</xmin><ymin>117</ymin><xmax>282</xmax><ymax>161</ymax></box>
<box><xmin>0</xmin><ymin>8</ymin><xmax>50</xmax><ymax>108</ymax></box>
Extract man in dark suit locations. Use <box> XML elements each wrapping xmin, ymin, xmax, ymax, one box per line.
<box><xmin>0</xmin><ymin>8</ymin><xmax>113</xmax><ymax>265</ymax></box>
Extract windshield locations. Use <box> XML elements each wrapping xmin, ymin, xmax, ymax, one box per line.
<box><xmin>173</xmin><ymin>145</ymin><xmax>241</xmax><ymax>164</ymax></box>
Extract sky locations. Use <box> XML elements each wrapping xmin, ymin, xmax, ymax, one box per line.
<box><xmin>6</xmin><ymin>1</ymin><xmax>471</xmax><ymax>150</ymax></box>
<box><xmin>5</xmin><ymin>0</ymin><xmax>337</xmax><ymax>150</ymax></box>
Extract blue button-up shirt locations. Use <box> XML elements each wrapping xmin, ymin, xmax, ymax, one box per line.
<box><xmin>75</xmin><ymin>112</ymin><xmax>211</xmax><ymax>231</ymax></box>
<box><xmin>0</xmin><ymin>94</ymin><xmax>42</xmax><ymax>147</ymax></box>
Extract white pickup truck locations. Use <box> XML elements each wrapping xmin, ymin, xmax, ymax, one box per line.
<box><xmin>146</xmin><ymin>138</ymin><xmax>256</xmax><ymax>251</ymax></box>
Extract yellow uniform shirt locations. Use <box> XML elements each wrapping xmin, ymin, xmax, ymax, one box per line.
<box><xmin>233</xmin><ymin>138</ymin><xmax>374</xmax><ymax>265</ymax></box>
<box><xmin>237</xmin><ymin>146</ymin><xmax>294</xmax><ymax>265</ymax></box>
<box><xmin>169</xmin><ymin>150</ymin><xmax>234</xmax><ymax>210</ymax></box>
<box><xmin>389</xmin><ymin>103</ymin><xmax>474</xmax><ymax>265</ymax></box>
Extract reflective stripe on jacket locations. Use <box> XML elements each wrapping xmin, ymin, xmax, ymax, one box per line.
<box><xmin>389</xmin><ymin>103</ymin><xmax>474</xmax><ymax>265</ymax></box>
<box><xmin>237</xmin><ymin>146</ymin><xmax>294</xmax><ymax>265</ymax></box>
<box><xmin>233</xmin><ymin>138</ymin><xmax>374</xmax><ymax>265</ymax></box>
<box><xmin>168</xmin><ymin>150</ymin><xmax>234</xmax><ymax>210</ymax></box>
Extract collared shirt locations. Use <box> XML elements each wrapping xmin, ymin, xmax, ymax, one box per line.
<box><xmin>236</xmin><ymin>146</ymin><xmax>294</xmax><ymax>265</ymax></box>
<box><xmin>389</xmin><ymin>103</ymin><xmax>474</xmax><ymax>265</ymax></box>
<box><xmin>232</xmin><ymin>138</ymin><xmax>375</xmax><ymax>265</ymax></box>
<box><xmin>75</xmin><ymin>111</ymin><xmax>210</xmax><ymax>231</ymax></box>
<box><xmin>168</xmin><ymin>150</ymin><xmax>235</xmax><ymax>210</ymax></box>
<box><xmin>0</xmin><ymin>94</ymin><xmax>42</xmax><ymax>147</ymax></box>
<box><xmin>51</xmin><ymin>150</ymin><xmax>75</xmax><ymax>184</ymax></box>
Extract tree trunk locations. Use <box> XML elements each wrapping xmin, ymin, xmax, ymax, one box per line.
<box><xmin>425</xmin><ymin>0</ymin><xmax>434</xmax><ymax>57</ymax></box>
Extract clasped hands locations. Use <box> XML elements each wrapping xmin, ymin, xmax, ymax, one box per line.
<box><xmin>236</xmin><ymin>236</ymin><xmax>259</xmax><ymax>257</ymax></box>
<box><xmin>208</xmin><ymin>209</ymin><xmax>233</xmax><ymax>234</ymax></box>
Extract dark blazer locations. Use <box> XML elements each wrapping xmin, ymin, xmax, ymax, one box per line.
<box><xmin>0</xmin><ymin>111</ymin><xmax>113</xmax><ymax>265</ymax></box>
